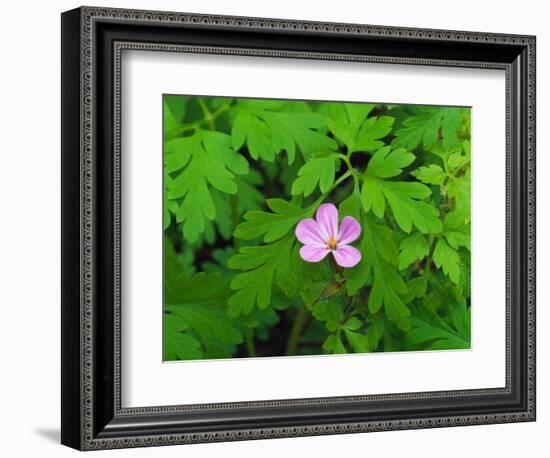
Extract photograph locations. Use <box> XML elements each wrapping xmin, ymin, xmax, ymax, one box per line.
<box><xmin>163</xmin><ymin>95</ymin><xmax>472</xmax><ymax>361</ymax></box>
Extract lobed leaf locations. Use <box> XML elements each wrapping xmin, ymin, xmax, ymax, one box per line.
<box><xmin>407</xmin><ymin>303</ymin><xmax>470</xmax><ymax>350</ymax></box>
<box><xmin>328</xmin><ymin>103</ymin><xmax>394</xmax><ymax>153</ymax></box>
<box><xmin>361</xmin><ymin>147</ymin><xmax>442</xmax><ymax>234</ymax></box>
<box><xmin>391</xmin><ymin>107</ymin><xmax>463</xmax><ymax>151</ymax></box>
<box><xmin>232</xmin><ymin>99</ymin><xmax>337</xmax><ymax>163</ymax></box>
<box><xmin>345</xmin><ymin>215</ymin><xmax>410</xmax><ymax>331</ymax></box>
<box><xmin>233</xmin><ymin>198</ymin><xmax>311</xmax><ymax>243</ymax></box>
<box><xmin>227</xmin><ymin>235</ymin><xmax>295</xmax><ymax>315</ymax></box>
<box><xmin>412</xmin><ymin>164</ymin><xmax>447</xmax><ymax>185</ymax></box>
<box><xmin>291</xmin><ymin>153</ymin><xmax>339</xmax><ymax>196</ymax></box>
<box><xmin>165</xmin><ymin>130</ymin><xmax>249</xmax><ymax>243</ymax></box>
<box><xmin>432</xmin><ymin>239</ymin><xmax>461</xmax><ymax>284</ymax></box>
<box><xmin>399</xmin><ymin>232</ymin><xmax>430</xmax><ymax>270</ymax></box>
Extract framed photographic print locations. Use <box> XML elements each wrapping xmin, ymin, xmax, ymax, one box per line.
<box><xmin>61</xmin><ymin>6</ymin><xmax>536</xmax><ymax>450</ymax></box>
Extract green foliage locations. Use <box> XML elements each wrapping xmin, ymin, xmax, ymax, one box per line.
<box><xmin>233</xmin><ymin>199</ymin><xmax>310</xmax><ymax>243</ymax></box>
<box><xmin>164</xmin><ymin>272</ymin><xmax>243</xmax><ymax>361</ymax></box>
<box><xmin>327</xmin><ymin>103</ymin><xmax>394</xmax><ymax>153</ymax></box>
<box><xmin>361</xmin><ymin>146</ymin><xmax>442</xmax><ymax>233</ymax></box>
<box><xmin>163</xmin><ymin>95</ymin><xmax>471</xmax><ymax>360</ymax></box>
<box><xmin>358</xmin><ymin>216</ymin><xmax>411</xmax><ymax>331</ymax></box>
<box><xmin>291</xmin><ymin>152</ymin><xmax>339</xmax><ymax>197</ymax></box>
<box><xmin>227</xmin><ymin>235</ymin><xmax>295</xmax><ymax>316</ymax></box>
<box><xmin>407</xmin><ymin>302</ymin><xmax>470</xmax><ymax>350</ymax></box>
<box><xmin>412</xmin><ymin>164</ymin><xmax>446</xmax><ymax>185</ymax></box>
<box><xmin>391</xmin><ymin>107</ymin><xmax>463</xmax><ymax>151</ymax></box>
<box><xmin>165</xmin><ymin>129</ymin><xmax>249</xmax><ymax>243</ymax></box>
<box><xmin>399</xmin><ymin>232</ymin><xmax>430</xmax><ymax>270</ymax></box>
<box><xmin>231</xmin><ymin>99</ymin><xmax>337</xmax><ymax>163</ymax></box>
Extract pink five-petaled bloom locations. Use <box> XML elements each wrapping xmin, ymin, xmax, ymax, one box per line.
<box><xmin>295</xmin><ymin>203</ymin><xmax>362</xmax><ymax>268</ymax></box>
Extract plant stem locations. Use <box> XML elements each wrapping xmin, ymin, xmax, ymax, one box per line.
<box><xmin>337</xmin><ymin>153</ymin><xmax>361</xmax><ymax>181</ymax></box>
<box><xmin>198</xmin><ymin>98</ymin><xmax>215</xmax><ymax>130</ymax></box>
<box><xmin>311</xmin><ymin>170</ymin><xmax>352</xmax><ymax>211</ymax></box>
<box><xmin>286</xmin><ymin>307</ymin><xmax>309</xmax><ymax>356</ymax></box>
<box><xmin>171</xmin><ymin>104</ymin><xmax>231</xmax><ymax>135</ymax></box>
<box><xmin>425</xmin><ymin>235</ymin><xmax>436</xmax><ymax>275</ymax></box>
<box><xmin>341</xmin><ymin>295</ymin><xmax>354</xmax><ymax>323</ymax></box>
<box><xmin>244</xmin><ymin>330</ymin><xmax>256</xmax><ymax>357</ymax></box>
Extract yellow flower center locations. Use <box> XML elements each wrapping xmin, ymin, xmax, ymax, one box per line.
<box><xmin>326</xmin><ymin>236</ymin><xmax>338</xmax><ymax>250</ymax></box>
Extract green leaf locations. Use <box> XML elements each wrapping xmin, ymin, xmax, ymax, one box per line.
<box><xmin>164</xmin><ymin>101</ymin><xmax>179</xmax><ymax>137</ymax></box>
<box><xmin>432</xmin><ymin>239</ymin><xmax>461</xmax><ymax>284</ymax></box>
<box><xmin>343</xmin><ymin>317</ymin><xmax>363</xmax><ymax>331</ymax></box>
<box><xmin>163</xmin><ymin>313</ymin><xmax>203</xmax><ymax>360</ymax></box>
<box><xmin>344</xmin><ymin>209</ymin><xmax>398</xmax><ymax>295</ymax></box>
<box><xmin>234</xmin><ymin>198</ymin><xmax>311</xmax><ymax>243</ymax></box>
<box><xmin>164</xmin><ymin>272</ymin><xmax>244</xmax><ymax>358</ymax></box>
<box><xmin>463</xmin><ymin>139</ymin><xmax>471</xmax><ymax>158</ymax></box>
<box><xmin>447</xmin><ymin>171</ymin><xmax>471</xmax><ymax>219</ymax></box>
<box><xmin>447</xmin><ymin>151</ymin><xmax>469</xmax><ymax>171</ymax></box>
<box><xmin>450</xmin><ymin>301</ymin><xmax>471</xmax><ymax>340</ymax></box>
<box><xmin>327</xmin><ymin>103</ymin><xmax>394</xmax><ymax>153</ymax></box>
<box><xmin>235</xmin><ymin>169</ymin><xmax>265</xmax><ymax>214</ymax></box>
<box><xmin>201</xmin><ymin>246</ymin><xmax>235</xmax><ymax>276</ymax></box>
<box><xmin>166</xmin><ymin>304</ymin><xmax>243</xmax><ymax>346</ymax></box>
<box><xmin>282</xmin><ymin>246</ymin><xmax>332</xmax><ymax>301</ymax></box>
<box><xmin>323</xmin><ymin>333</ymin><xmax>347</xmax><ymax>354</ymax></box>
<box><xmin>422</xmin><ymin>276</ymin><xmax>459</xmax><ymax>313</ymax></box>
<box><xmin>369</xmin><ymin>260</ymin><xmax>410</xmax><ymax>331</ymax></box>
<box><xmin>403</xmin><ymin>276</ymin><xmax>429</xmax><ymax>303</ymax></box>
<box><xmin>227</xmin><ymin>235</ymin><xmax>295</xmax><ymax>315</ymax></box>
<box><xmin>163</xmin><ymin>96</ymin><xmax>188</xmax><ymax>139</ymax></box>
<box><xmin>441</xmin><ymin>108</ymin><xmax>462</xmax><ymax>151</ymax></box>
<box><xmin>364</xmin><ymin>146</ymin><xmax>416</xmax><ymax>178</ymax></box>
<box><xmin>345</xmin><ymin>215</ymin><xmax>410</xmax><ymax>331</ymax></box>
<box><xmin>163</xmin><ymin>176</ymin><xmax>178</xmax><ymax>230</ymax></box>
<box><xmin>367</xmin><ymin>318</ymin><xmax>385</xmax><ymax>349</ymax></box>
<box><xmin>361</xmin><ymin>147</ymin><xmax>442</xmax><ymax>234</ymax></box>
<box><xmin>443</xmin><ymin>213</ymin><xmax>471</xmax><ymax>251</ymax></box>
<box><xmin>164</xmin><ymin>238</ymin><xmax>195</xmax><ymax>286</ymax></box>
<box><xmin>291</xmin><ymin>153</ymin><xmax>339</xmax><ymax>196</ymax></box>
<box><xmin>391</xmin><ymin>107</ymin><xmax>463</xmax><ymax>151</ymax></box>
<box><xmin>312</xmin><ymin>297</ymin><xmax>344</xmax><ymax>323</ymax></box>
<box><xmin>338</xmin><ymin>186</ymin><xmax>362</xmax><ymax>220</ymax></box>
<box><xmin>412</xmin><ymin>164</ymin><xmax>446</xmax><ymax>185</ymax></box>
<box><xmin>344</xmin><ymin>330</ymin><xmax>369</xmax><ymax>352</ymax></box>
<box><xmin>209</xmin><ymin>190</ymin><xmax>233</xmax><ymax>240</ymax></box>
<box><xmin>232</xmin><ymin>109</ymin><xmax>276</xmax><ymax>161</ymax></box>
<box><xmin>165</xmin><ymin>130</ymin><xmax>249</xmax><ymax>243</ymax></box>
<box><xmin>398</xmin><ymin>232</ymin><xmax>430</xmax><ymax>270</ymax></box>
<box><xmin>166</xmin><ymin>272</ymin><xmax>241</xmax><ymax>337</ymax></box>
<box><xmin>344</xmin><ymin>314</ymin><xmax>386</xmax><ymax>353</ymax></box>
<box><xmin>371</xmin><ymin>223</ymin><xmax>399</xmax><ymax>265</ymax></box>
<box><xmin>407</xmin><ymin>303</ymin><xmax>470</xmax><ymax>350</ymax></box>
<box><xmin>356</xmin><ymin>116</ymin><xmax>395</xmax><ymax>152</ymax></box>
<box><xmin>232</xmin><ymin>99</ymin><xmax>337</xmax><ymax>163</ymax></box>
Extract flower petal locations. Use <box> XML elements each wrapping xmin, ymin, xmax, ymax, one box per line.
<box><xmin>299</xmin><ymin>245</ymin><xmax>330</xmax><ymax>263</ymax></box>
<box><xmin>332</xmin><ymin>245</ymin><xmax>362</xmax><ymax>268</ymax></box>
<box><xmin>295</xmin><ymin>218</ymin><xmax>326</xmax><ymax>247</ymax></box>
<box><xmin>316</xmin><ymin>203</ymin><xmax>339</xmax><ymax>239</ymax></box>
<box><xmin>338</xmin><ymin>216</ymin><xmax>362</xmax><ymax>245</ymax></box>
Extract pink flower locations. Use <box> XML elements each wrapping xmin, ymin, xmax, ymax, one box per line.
<box><xmin>295</xmin><ymin>203</ymin><xmax>362</xmax><ymax>268</ymax></box>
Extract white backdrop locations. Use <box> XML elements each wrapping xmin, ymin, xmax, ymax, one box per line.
<box><xmin>0</xmin><ymin>0</ymin><xmax>546</xmax><ymax>457</ymax></box>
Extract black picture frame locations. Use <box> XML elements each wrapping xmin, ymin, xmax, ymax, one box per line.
<box><xmin>61</xmin><ymin>6</ymin><xmax>536</xmax><ymax>450</ymax></box>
